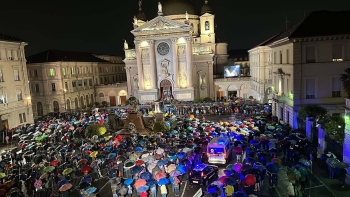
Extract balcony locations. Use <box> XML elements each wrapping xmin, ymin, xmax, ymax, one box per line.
<box><xmin>273</xmin><ymin>93</ymin><xmax>285</xmax><ymax>103</ymax></box>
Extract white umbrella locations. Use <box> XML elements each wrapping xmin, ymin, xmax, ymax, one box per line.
<box><xmin>156</xmin><ymin>148</ymin><xmax>164</xmax><ymax>155</ymax></box>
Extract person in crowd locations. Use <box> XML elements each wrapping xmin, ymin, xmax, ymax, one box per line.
<box><xmin>287</xmin><ymin>181</ymin><xmax>295</xmax><ymax>197</ymax></box>
<box><xmin>160</xmin><ymin>184</ymin><xmax>167</xmax><ymax>197</ymax></box>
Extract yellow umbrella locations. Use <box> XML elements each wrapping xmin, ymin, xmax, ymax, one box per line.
<box><xmin>104</xmin><ymin>135</ymin><xmax>112</xmax><ymax>141</ymax></box>
<box><xmin>36</xmin><ymin>142</ymin><xmax>42</xmax><ymax>146</ymax></box>
<box><xmin>62</xmin><ymin>168</ymin><xmax>73</xmax><ymax>175</ymax></box>
<box><xmin>166</xmin><ymin>164</ymin><xmax>176</xmax><ymax>173</ymax></box>
<box><xmin>89</xmin><ymin>151</ymin><xmax>98</xmax><ymax>158</ymax></box>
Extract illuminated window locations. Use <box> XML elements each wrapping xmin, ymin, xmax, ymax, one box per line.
<box><xmin>62</xmin><ymin>68</ymin><xmax>66</xmax><ymax>76</ymax></box>
<box><xmin>14</xmin><ymin>69</ymin><xmax>20</xmax><ymax>81</ymax></box>
<box><xmin>16</xmin><ymin>89</ymin><xmax>22</xmax><ymax>101</ymax></box>
<box><xmin>71</xmin><ymin>67</ymin><xmax>75</xmax><ymax>75</ymax></box>
<box><xmin>332</xmin><ymin>44</ymin><xmax>343</xmax><ymax>61</ymax></box>
<box><xmin>205</xmin><ymin>21</ymin><xmax>210</xmax><ymax>31</ymax></box>
<box><xmin>49</xmin><ymin>68</ymin><xmax>55</xmax><ymax>76</ymax></box>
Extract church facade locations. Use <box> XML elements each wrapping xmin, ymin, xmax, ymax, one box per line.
<box><xmin>124</xmin><ymin>0</ymin><xmax>228</xmax><ymax>103</ymax></box>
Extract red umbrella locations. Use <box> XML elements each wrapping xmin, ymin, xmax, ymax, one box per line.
<box><xmin>218</xmin><ymin>176</ymin><xmax>228</xmax><ymax>183</ymax></box>
<box><xmin>81</xmin><ymin>165</ymin><xmax>92</xmax><ymax>173</ymax></box>
<box><xmin>49</xmin><ymin>160</ymin><xmax>60</xmax><ymax>166</ymax></box>
<box><xmin>134</xmin><ymin>179</ymin><xmax>147</xmax><ymax>189</ymax></box>
<box><xmin>136</xmin><ymin>160</ymin><xmax>144</xmax><ymax>166</ymax></box>
<box><xmin>99</xmin><ymin>143</ymin><xmax>106</xmax><ymax>148</ymax></box>
<box><xmin>244</xmin><ymin>174</ymin><xmax>256</xmax><ymax>186</ymax></box>
<box><xmin>77</xmin><ymin>159</ymin><xmax>88</xmax><ymax>165</ymax></box>
<box><xmin>98</xmin><ymin>120</ymin><xmax>104</xmax><ymax>125</ymax></box>
<box><xmin>205</xmin><ymin>127</ymin><xmax>212</xmax><ymax>131</ymax></box>
<box><xmin>234</xmin><ymin>147</ymin><xmax>243</xmax><ymax>153</ymax></box>
<box><xmin>155</xmin><ymin>171</ymin><xmax>166</xmax><ymax>181</ymax></box>
<box><xmin>239</xmin><ymin>124</ymin><xmax>245</xmax><ymax>128</ymax></box>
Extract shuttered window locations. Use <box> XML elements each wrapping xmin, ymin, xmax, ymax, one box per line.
<box><xmin>306</xmin><ymin>78</ymin><xmax>315</xmax><ymax>99</ymax></box>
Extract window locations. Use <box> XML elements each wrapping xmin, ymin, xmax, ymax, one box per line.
<box><xmin>78</xmin><ymin>80</ymin><xmax>82</xmax><ymax>87</ymax></box>
<box><xmin>51</xmin><ymin>83</ymin><xmax>56</xmax><ymax>91</ymax></box>
<box><xmin>7</xmin><ymin>50</ymin><xmax>12</xmax><ymax>60</ymax></box>
<box><xmin>286</xmin><ymin>78</ymin><xmax>289</xmax><ymax>94</ymax></box>
<box><xmin>100</xmin><ymin>77</ymin><xmax>103</xmax><ymax>84</ymax></box>
<box><xmin>49</xmin><ymin>68</ymin><xmax>55</xmax><ymax>76</ymax></box>
<box><xmin>16</xmin><ymin>89</ymin><xmax>22</xmax><ymax>101</ymax></box>
<box><xmin>77</xmin><ymin>67</ymin><xmax>80</xmax><ymax>74</ymax></box>
<box><xmin>332</xmin><ymin>77</ymin><xmax>341</xmax><ymax>97</ymax></box>
<box><xmin>62</xmin><ymin>68</ymin><xmax>66</xmax><ymax>76</ymax></box>
<box><xmin>19</xmin><ymin>114</ymin><xmax>23</xmax><ymax>123</ymax></box>
<box><xmin>65</xmin><ymin>82</ymin><xmax>68</xmax><ymax>90</ymax></box>
<box><xmin>113</xmin><ymin>76</ymin><xmax>115</xmax><ymax>82</ymax></box>
<box><xmin>89</xmin><ymin>79</ymin><xmax>92</xmax><ymax>86</ymax></box>
<box><xmin>0</xmin><ymin>89</ymin><xmax>7</xmax><ymax>104</ymax></box>
<box><xmin>71</xmin><ymin>67</ymin><xmax>75</xmax><ymax>75</ymax></box>
<box><xmin>99</xmin><ymin>93</ymin><xmax>104</xmax><ymax>98</ymax></box>
<box><xmin>332</xmin><ymin>44</ymin><xmax>343</xmax><ymax>61</ymax></box>
<box><xmin>306</xmin><ymin>78</ymin><xmax>315</xmax><ymax>99</ymax></box>
<box><xmin>33</xmin><ymin>70</ymin><xmax>38</xmax><ymax>77</ymax></box>
<box><xmin>84</xmin><ymin>79</ymin><xmax>87</xmax><ymax>86</ymax></box>
<box><xmin>280</xmin><ymin>51</ymin><xmax>282</xmax><ymax>64</ymax></box>
<box><xmin>35</xmin><ymin>84</ymin><xmax>39</xmax><ymax>92</ymax></box>
<box><xmin>243</xmin><ymin>94</ymin><xmax>247</xmax><ymax>99</ymax></box>
<box><xmin>99</xmin><ymin>67</ymin><xmax>102</xmax><ymax>73</ymax></box>
<box><xmin>105</xmin><ymin>67</ymin><xmax>108</xmax><ymax>72</ymax></box>
<box><xmin>205</xmin><ymin>21</ymin><xmax>210</xmax><ymax>31</ymax></box>
<box><xmin>274</xmin><ymin>52</ymin><xmax>276</xmax><ymax>63</ymax></box>
<box><xmin>286</xmin><ymin>49</ymin><xmax>289</xmax><ymax>64</ymax></box>
<box><xmin>14</xmin><ymin>69</ymin><xmax>20</xmax><ymax>81</ymax></box>
<box><xmin>0</xmin><ymin>69</ymin><xmax>3</xmax><ymax>82</ymax></box>
<box><xmin>72</xmin><ymin>81</ymin><xmax>76</xmax><ymax>88</ymax></box>
<box><xmin>306</xmin><ymin>46</ymin><xmax>316</xmax><ymax>63</ymax></box>
<box><xmin>22</xmin><ymin>113</ymin><xmax>26</xmax><ymax>122</ymax></box>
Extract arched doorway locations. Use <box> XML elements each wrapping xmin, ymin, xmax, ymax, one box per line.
<box><xmin>118</xmin><ymin>90</ymin><xmax>127</xmax><ymax>105</ymax></box>
<box><xmin>66</xmin><ymin>99</ymin><xmax>71</xmax><ymax>110</ymax></box>
<box><xmin>108</xmin><ymin>90</ymin><xmax>117</xmax><ymax>106</ymax></box>
<box><xmin>86</xmin><ymin>95</ymin><xmax>89</xmax><ymax>106</ymax></box>
<box><xmin>74</xmin><ymin>98</ymin><xmax>79</xmax><ymax>109</ymax></box>
<box><xmin>53</xmin><ymin>101</ymin><xmax>59</xmax><ymax>112</ymax></box>
<box><xmin>160</xmin><ymin>79</ymin><xmax>173</xmax><ymax>101</ymax></box>
<box><xmin>90</xmin><ymin>94</ymin><xmax>94</xmax><ymax>104</ymax></box>
<box><xmin>37</xmin><ymin>102</ymin><xmax>43</xmax><ymax>117</ymax></box>
<box><xmin>80</xmin><ymin>96</ymin><xmax>84</xmax><ymax>107</ymax></box>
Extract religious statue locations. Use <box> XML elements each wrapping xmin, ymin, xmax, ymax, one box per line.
<box><xmin>200</xmin><ymin>74</ymin><xmax>207</xmax><ymax>86</ymax></box>
<box><xmin>124</xmin><ymin>40</ymin><xmax>129</xmax><ymax>50</ymax></box>
<box><xmin>160</xmin><ymin>59</ymin><xmax>170</xmax><ymax>75</ymax></box>
<box><xmin>158</xmin><ymin>2</ymin><xmax>162</xmax><ymax>13</ymax></box>
<box><xmin>185</xmin><ymin>11</ymin><xmax>189</xmax><ymax>21</ymax></box>
<box><xmin>133</xmin><ymin>77</ymin><xmax>139</xmax><ymax>89</ymax></box>
<box><xmin>178</xmin><ymin>46</ymin><xmax>185</xmax><ymax>56</ymax></box>
<box><xmin>139</xmin><ymin>0</ymin><xmax>142</xmax><ymax>9</ymax></box>
<box><xmin>133</xmin><ymin>16</ymin><xmax>138</xmax><ymax>27</ymax></box>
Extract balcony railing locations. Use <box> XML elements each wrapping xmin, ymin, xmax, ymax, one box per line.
<box><xmin>273</xmin><ymin>93</ymin><xmax>285</xmax><ymax>103</ymax></box>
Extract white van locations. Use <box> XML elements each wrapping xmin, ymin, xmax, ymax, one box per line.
<box><xmin>207</xmin><ymin>137</ymin><xmax>232</xmax><ymax>164</ymax></box>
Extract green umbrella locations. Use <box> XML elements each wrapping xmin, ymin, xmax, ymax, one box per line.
<box><xmin>35</xmin><ymin>136</ymin><xmax>43</xmax><ymax>141</ymax></box>
<box><xmin>267</xmin><ymin>126</ymin><xmax>275</xmax><ymax>130</ymax></box>
<box><xmin>185</xmin><ymin>118</ymin><xmax>190</xmax><ymax>121</ymax></box>
<box><xmin>187</xmin><ymin>127</ymin><xmax>193</xmax><ymax>131</ymax></box>
<box><xmin>42</xmin><ymin>166</ymin><xmax>55</xmax><ymax>174</ymax></box>
<box><xmin>295</xmin><ymin>165</ymin><xmax>309</xmax><ymax>177</ymax></box>
<box><xmin>0</xmin><ymin>173</ymin><xmax>6</xmax><ymax>178</ymax></box>
<box><xmin>41</xmin><ymin>134</ymin><xmax>49</xmax><ymax>139</ymax></box>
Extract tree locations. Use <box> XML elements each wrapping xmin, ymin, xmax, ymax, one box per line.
<box><xmin>341</xmin><ymin>68</ymin><xmax>350</xmax><ymax>97</ymax></box>
<box><xmin>298</xmin><ymin>104</ymin><xmax>328</xmax><ymax>123</ymax></box>
<box><xmin>102</xmin><ymin>101</ymin><xmax>108</xmax><ymax>107</ymax></box>
<box><xmin>193</xmin><ymin>98</ymin><xmax>203</xmax><ymax>103</ymax></box>
<box><xmin>323</xmin><ymin>115</ymin><xmax>345</xmax><ymax>143</ymax></box>
<box><xmin>152</xmin><ymin>121</ymin><xmax>170</xmax><ymax>134</ymax></box>
<box><xmin>85</xmin><ymin>124</ymin><xmax>107</xmax><ymax>138</ymax></box>
<box><xmin>202</xmin><ymin>97</ymin><xmax>213</xmax><ymax>102</ymax></box>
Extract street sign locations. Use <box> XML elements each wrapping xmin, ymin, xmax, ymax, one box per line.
<box><xmin>193</xmin><ymin>188</ymin><xmax>202</xmax><ymax>197</ymax></box>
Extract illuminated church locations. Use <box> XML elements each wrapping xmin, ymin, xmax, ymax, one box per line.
<box><xmin>124</xmin><ymin>0</ymin><xmax>228</xmax><ymax>103</ymax></box>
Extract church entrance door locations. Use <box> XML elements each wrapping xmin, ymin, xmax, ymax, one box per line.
<box><xmin>160</xmin><ymin>79</ymin><xmax>173</xmax><ymax>102</ymax></box>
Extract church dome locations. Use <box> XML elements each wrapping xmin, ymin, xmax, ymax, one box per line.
<box><xmin>201</xmin><ymin>0</ymin><xmax>213</xmax><ymax>15</ymax></box>
<box><xmin>162</xmin><ymin>0</ymin><xmax>197</xmax><ymax>16</ymax></box>
<box><xmin>136</xmin><ymin>8</ymin><xmax>147</xmax><ymax>21</ymax></box>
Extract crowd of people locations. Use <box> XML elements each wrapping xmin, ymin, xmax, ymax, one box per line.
<box><xmin>0</xmin><ymin>99</ymin><xmax>347</xmax><ymax>197</ymax></box>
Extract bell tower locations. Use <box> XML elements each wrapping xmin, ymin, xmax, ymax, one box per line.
<box><xmin>200</xmin><ymin>0</ymin><xmax>215</xmax><ymax>43</ymax></box>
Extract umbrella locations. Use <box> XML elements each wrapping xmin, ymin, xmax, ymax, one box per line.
<box><xmin>155</xmin><ymin>171</ymin><xmax>167</xmax><ymax>180</ymax></box>
<box><xmin>135</xmin><ymin>147</ymin><xmax>143</xmax><ymax>152</ymax></box>
<box><xmin>49</xmin><ymin>160</ymin><xmax>60</xmax><ymax>166</ymax></box>
<box><xmin>81</xmin><ymin>175</ymin><xmax>92</xmax><ymax>183</ymax></box>
<box><xmin>81</xmin><ymin>166</ymin><xmax>92</xmax><ymax>173</ymax></box>
<box><xmin>326</xmin><ymin>158</ymin><xmax>339</xmax><ymax>168</ymax></box>
<box><xmin>154</xmin><ymin>154</ymin><xmax>163</xmax><ymax>159</ymax></box>
<box><xmin>147</xmin><ymin>163</ymin><xmax>157</xmax><ymax>172</ymax></box>
<box><xmin>157</xmin><ymin>160</ymin><xmax>168</xmax><ymax>166</ymax></box>
<box><xmin>77</xmin><ymin>159</ymin><xmax>88</xmax><ymax>165</ymax></box>
<box><xmin>79</xmin><ymin>182</ymin><xmax>91</xmax><ymax>189</ymax></box>
<box><xmin>131</xmin><ymin>166</ymin><xmax>143</xmax><ymax>175</ymax></box>
<box><xmin>85</xmin><ymin>187</ymin><xmax>97</xmax><ymax>195</ymax></box>
<box><xmin>272</xmin><ymin>158</ymin><xmax>281</xmax><ymax>163</ymax></box>
<box><xmin>124</xmin><ymin>178</ymin><xmax>134</xmax><ymax>185</ymax></box>
<box><xmin>335</xmin><ymin>162</ymin><xmax>349</xmax><ymax>169</ymax></box>
<box><xmin>137</xmin><ymin>185</ymin><xmax>149</xmax><ymax>193</ymax></box>
<box><xmin>295</xmin><ymin>165</ymin><xmax>309</xmax><ymax>177</ymax></box>
<box><xmin>244</xmin><ymin>174</ymin><xmax>256</xmax><ymax>186</ymax></box>
<box><xmin>42</xmin><ymin>166</ymin><xmax>55</xmax><ymax>173</ymax></box>
<box><xmin>253</xmin><ymin>163</ymin><xmax>266</xmax><ymax>171</ymax></box>
<box><xmin>211</xmin><ymin>180</ymin><xmax>224</xmax><ymax>187</ymax></box>
<box><xmin>226</xmin><ymin>164</ymin><xmax>234</xmax><ymax>171</ymax></box>
<box><xmin>299</xmin><ymin>159</ymin><xmax>311</xmax><ymax>167</ymax></box>
<box><xmin>0</xmin><ymin>173</ymin><xmax>6</xmax><ymax>179</ymax></box>
<box><xmin>58</xmin><ymin>180</ymin><xmax>69</xmax><ymax>187</ymax></box>
<box><xmin>287</xmin><ymin>168</ymin><xmax>301</xmax><ymax>181</ymax></box>
<box><xmin>62</xmin><ymin>168</ymin><xmax>73</xmax><ymax>175</ymax></box>
<box><xmin>177</xmin><ymin>152</ymin><xmax>186</xmax><ymax>159</ymax></box>
<box><xmin>266</xmin><ymin>162</ymin><xmax>279</xmax><ymax>173</ymax></box>
<box><xmin>233</xmin><ymin>163</ymin><xmax>242</xmax><ymax>172</ymax></box>
<box><xmin>166</xmin><ymin>164</ymin><xmax>177</xmax><ymax>173</ymax></box>
<box><xmin>224</xmin><ymin>170</ymin><xmax>234</xmax><ymax>176</ymax></box>
<box><xmin>158</xmin><ymin>178</ymin><xmax>169</xmax><ymax>185</ymax></box>
<box><xmin>134</xmin><ymin>179</ymin><xmax>147</xmax><ymax>189</ymax></box>
<box><xmin>136</xmin><ymin>160</ymin><xmax>145</xmax><ymax>166</ymax></box>
<box><xmin>232</xmin><ymin>191</ymin><xmax>248</xmax><ymax>197</ymax></box>
<box><xmin>156</xmin><ymin>148</ymin><xmax>164</xmax><ymax>154</ymax></box>
<box><xmin>175</xmin><ymin>165</ymin><xmax>186</xmax><ymax>174</ymax></box>
<box><xmin>124</xmin><ymin>160</ymin><xmax>136</xmax><ymax>169</ymax></box>
<box><xmin>241</xmin><ymin>164</ymin><xmax>252</xmax><ymax>172</ymax></box>
<box><xmin>140</xmin><ymin>172</ymin><xmax>152</xmax><ymax>180</ymax></box>
<box><xmin>59</xmin><ymin>183</ymin><xmax>73</xmax><ymax>191</ymax></box>
<box><xmin>129</xmin><ymin>153</ymin><xmax>139</xmax><ymax>161</ymax></box>
<box><xmin>169</xmin><ymin>170</ymin><xmax>182</xmax><ymax>177</ymax></box>
<box><xmin>108</xmin><ymin>153</ymin><xmax>117</xmax><ymax>159</ymax></box>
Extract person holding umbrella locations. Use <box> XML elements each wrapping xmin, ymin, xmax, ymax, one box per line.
<box><xmin>160</xmin><ymin>184</ymin><xmax>168</xmax><ymax>197</ymax></box>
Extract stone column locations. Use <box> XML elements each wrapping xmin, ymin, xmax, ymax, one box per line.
<box><xmin>171</xmin><ymin>38</ymin><xmax>179</xmax><ymax>88</ymax></box>
<box><xmin>208</xmin><ymin>61</ymin><xmax>214</xmax><ymax>99</ymax></box>
<box><xmin>148</xmin><ymin>40</ymin><xmax>157</xmax><ymax>90</ymax></box>
<box><xmin>125</xmin><ymin>66</ymin><xmax>132</xmax><ymax>96</ymax></box>
<box><xmin>185</xmin><ymin>37</ymin><xmax>193</xmax><ymax>88</ymax></box>
<box><xmin>135</xmin><ymin>41</ymin><xmax>144</xmax><ymax>90</ymax></box>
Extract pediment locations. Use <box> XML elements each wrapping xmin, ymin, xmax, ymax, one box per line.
<box><xmin>131</xmin><ymin>16</ymin><xmax>192</xmax><ymax>36</ymax></box>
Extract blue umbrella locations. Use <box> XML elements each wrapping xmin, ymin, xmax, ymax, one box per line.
<box><xmin>140</xmin><ymin>172</ymin><xmax>152</xmax><ymax>180</ymax></box>
<box><xmin>158</xmin><ymin>178</ymin><xmax>169</xmax><ymax>185</ymax></box>
<box><xmin>175</xmin><ymin>165</ymin><xmax>186</xmax><ymax>174</ymax></box>
<box><xmin>168</xmin><ymin>156</ymin><xmax>177</xmax><ymax>161</ymax></box>
<box><xmin>233</xmin><ymin>191</ymin><xmax>247</xmax><ymax>197</ymax></box>
<box><xmin>124</xmin><ymin>178</ymin><xmax>134</xmax><ymax>185</ymax></box>
<box><xmin>109</xmin><ymin>169</ymin><xmax>118</xmax><ymax>178</ymax></box>
<box><xmin>135</xmin><ymin>147</ymin><xmax>143</xmax><ymax>152</ymax></box>
<box><xmin>253</xmin><ymin>162</ymin><xmax>266</xmax><ymax>171</ymax></box>
<box><xmin>207</xmin><ymin>185</ymin><xmax>219</xmax><ymax>194</ymax></box>
<box><xmin>177</xmin><ymin>152</ymin><xmax>186</xmax><ymax>159</ymax></box>
<box><xmin>266</xmin><ymin>162</ymin><xmax>280</xmax><ymax>173</ymax></box>
<box><xmin>85</xmin><ymin>187</ymin><xmax>97</xmax><ymax>195</ymax></box>
<box><xmin>81</xmin><ymin>175</ymin><xmax>92</xmax><ymax>183</ymax></box>
<box><xmin>111</xmin><ymin>149</ymin><xmax>118</xmax><ymax>154</ymax></box>
<box><xmin>131</xmin><ymin>166</ymin><xmax>143</xmax><ymax>175</ymax></box>
<box><xmin>137</xmin><ymin>185</ymin><xmax>149</xmax><ymax>193</ymax></box>
<box><xmin>249</xmin><ymin>139</ymin><xmax>259</xmax><ymax>145</ymax></box>
<box><xmin>58</xmin><ymin>180</ymin><xmax>69</xmax><ymax>187</ymax></box>
<box><xmin>224</xmin><ymin>170</ymin><xmax>234</xmax><ymax>176</ymax></box>
<box><xmin>60</xmin><ymin>148</ymin><xmax>67</xmax><ymax>153</ymax></box>
<box><xmin>108</xmin><ymin>153</ymin><xmax>117</xmax><ymax>159</ymax></box>
<box><xmin>299</xmin><ymin>159</ymin><xmax>311</xmax><ymax>167</ymax></box>
<box><xmin>146</xmin><ymin>179</ymin><xmax>157</xmax><ymax>187</ymax></box>
<box><xmin>104</xmin><ymin>146</ymin><xmax>112</xmax><ymax>151</ymax></box>
<box><xmin>157</xmin><ymin>160</ymin><xmax>168</xmax><ymax>166</ymax></box>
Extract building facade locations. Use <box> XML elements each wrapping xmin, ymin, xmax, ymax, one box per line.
<box><xmin>263</xmin><ymin>10</ymin><xmax>350</xmax><ymax>128</ymax></box>
<box><xmin>27</xmin><ymin>50</ymin><xmax>127</xmax><ymax>118</ymax></box>
<box><xmin>124</xmin><ymin>0</ymin><xmax>229</xmax><ymax>103</ymax></box>
<box><xmin>0</xmin><ymin>34</ymin><xmax>34</xmax><ymax>129</ymax></box>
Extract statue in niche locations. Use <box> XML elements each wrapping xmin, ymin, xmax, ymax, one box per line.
<box><xmin>158</xmin><ymin>2</ymin><xmax>162</xmax><ymax>13</ymax></box>
<box><xmin>200</xmin><ymin>73</ymin><xmax>206</xmax><ymax>86</ymax></box>
<box><xmin>133</xmin><ymin>77</ymin><xmax>139</xmax><ymax>89</ymax></box>
<box><xmin>124</xmin><ymin>40</ymin><xmax>129</xmax><ymax>50</ymax></box>
<box><xmin>133</xmin><ymin>16</ymin><xmax>138</xmax><ymax>27</ymax></box>
<box><xmin>179</xmin><ymin>73</ymin><xmax>187</xmax><ymax>87</ymax></box>
<box><xmin>178</xmin><ymin>46</ymin><xmax>185</xmax><ymax>56</ymax></box>
<box><xmin>160</xmin><ymin>59</ymin><xmax>170</xmax><ymax>75</ymax></box>
<box><xmin>185</xmin><ymin>11</ymin><xmax>189</xmax><ymax>21</ymax></box>
<box><xmin>141</xmin><ymin>49</ymin><xmax>149</xmax><ymax>58</ymax></box>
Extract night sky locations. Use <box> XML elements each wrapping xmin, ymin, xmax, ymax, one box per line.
<box><xmin>0</xmin><ymin>0</ymin><xmax>346</xmax><ymax>57</ymax></box>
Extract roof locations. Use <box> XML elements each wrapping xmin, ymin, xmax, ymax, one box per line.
<box><xmin>265</xmin><ymin>10</ymin><xmax>350</xmax><ymax>46</ymax></box>
<box><xmin>0</xmin><ymin>33</ymin><xmax>24</xmax><ymax>43</ymax></box>
<box><xmin>136</xmin><ymin>8</ymin><xmax>147</xmax><ymax>21</ymax></box>
<box><xmin>251</xmin><ymin>33</ymin><xmax>283</xmax><ymax>49</ymax></box>
<box><xmin>201</xmin><ymin>0</ymin><xmax>213</xmax><ymax>15</ymax></box>
<box><xmin>27</xmin><ymin>50</ymin><xmax>110</xmax><ymax>64</ymax></box>
<box><xmin>163</xmin><ymin>0</ymin><xmax>197</xmax><ymax>16</ymax></box>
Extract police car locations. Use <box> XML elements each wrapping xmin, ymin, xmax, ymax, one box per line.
<box><xmin>189</xmin><ymin>163</ymin><xmax>219</xmax><ymax>186</ymax></box>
